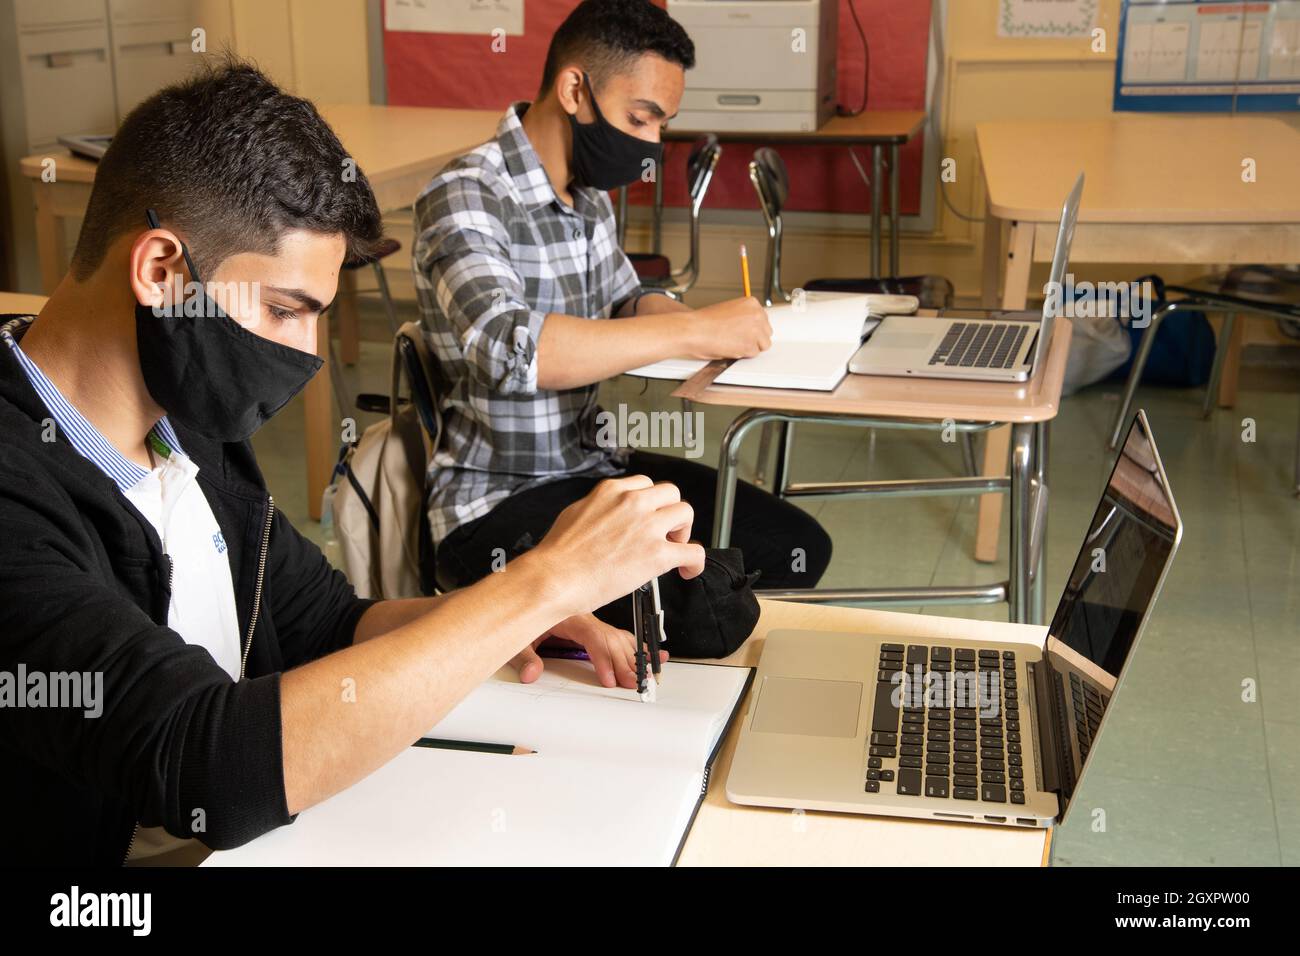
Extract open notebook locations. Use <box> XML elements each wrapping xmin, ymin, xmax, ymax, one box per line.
<box><xmin>628</xmin><ymin>292</ymin><xmax>916</xmax><ymax>391</ymax></box>
<box><xmin>205</xmin><ymin>660</ymin><xmax>753</xmax><ymax>867</ymax></box>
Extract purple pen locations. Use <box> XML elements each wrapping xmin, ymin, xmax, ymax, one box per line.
<box><xmin>537</xmin><ymin>646</ymin><xmax>590</xmax><ymax>661</ymax></box>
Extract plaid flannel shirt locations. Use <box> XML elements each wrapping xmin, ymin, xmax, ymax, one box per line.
<box><xmin>412</xmin><ymin>103</ymin><xmax>643</xmax><ymax>544</ymax></box>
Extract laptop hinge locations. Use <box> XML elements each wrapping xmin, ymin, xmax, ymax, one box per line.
<box><xmin>1028</xmin><ymin>658</ymin><xmax>1069</xmax><ymax>818</ymax></box>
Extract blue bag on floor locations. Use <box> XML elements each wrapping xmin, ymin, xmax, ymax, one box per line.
<box><xmin>1106</xmin><ymin>275</ymin><xmax>1217</xmax><ymax>388</ymax></box>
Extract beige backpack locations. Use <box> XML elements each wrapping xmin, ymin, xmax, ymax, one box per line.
<box><xmin>328</xmin><ymin>321</ymin><xmax>443</xmax><ymax>599</ymax></box>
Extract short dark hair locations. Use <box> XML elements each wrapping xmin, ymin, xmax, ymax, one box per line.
<box><xmin>539</xmin><ymin>0</ymin><xmax>695</xmax><ymax>97</ymax></box>
<box><xmin>70</xmin><ymin>56</ymin><xmax>384</xmax><ymax>281</ymax></box>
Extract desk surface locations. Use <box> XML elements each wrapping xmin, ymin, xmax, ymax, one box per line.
<box><xmin>977</xmin><ymin>116</ymin><xmax>1300</xmax><ymax>224</ymax></box>
<box><xmin>673</xmin><ymin>317</ymin><xmax>1071</xmax><ymax>424</ymax></box>
<box><xmin>678</xmin><ymin>599</ymin><xmax>1052</xmax><ymax>867</ymax></box>
<box><xmin>667</xmin><ymin>109</ymin><xmax>926</xmax><ymax>145</ymax></box>
<box><xmin>20</xmin><ymin>103</ymin><xmax>502</xmax><ymax>193</ymax></box>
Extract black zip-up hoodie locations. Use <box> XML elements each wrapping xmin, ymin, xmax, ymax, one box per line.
<box><xmin>0</xmin><ymin>316</ymin><xmax>376</xmax><ymax>866</ymax></box>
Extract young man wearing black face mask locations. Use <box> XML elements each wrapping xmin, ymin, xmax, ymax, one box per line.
<box><xmin>415</xmin><ymin>0</ymin><xmax>833</xmax><ymax>648</ymax></box>
<box><xmin>0</xmin><ymin>59</ymin><xmax>706</xmax><ymax>866</ymax></box>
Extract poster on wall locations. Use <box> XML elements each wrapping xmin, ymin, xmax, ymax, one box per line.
<box><xmin>385</xmin><ymin>0</ymin><xmax>525</xmax><ymax>36</ymax></box>
<box><xmin>1114</xmin><ymin>0</ymin><xmax>1300</xmax><ymax>112</ymax></box>
<box><xmin>998</xmin><ymin>0</ymin><xmax>1099</xmax><ymax>37</ymax></box>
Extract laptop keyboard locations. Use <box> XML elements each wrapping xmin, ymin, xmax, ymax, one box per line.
<box><xmin>1067</xmin><ymin>669</ymin><xmax>1109</xmax><ymax>761</ymax></box>
<box><xmin>866</xmin><ymin>643</ymin><xmax>1025</xmax><ymax>805</ymax></box>
<box><xmin>928</xmin><ymin>322</ymin><xmax>1031</xmax><ymax>369</ymax></box>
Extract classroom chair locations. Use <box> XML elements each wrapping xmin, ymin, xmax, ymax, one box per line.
<box><xmin>1106</xmin><ymin>266</ymin><xmax>1300</xmax><ymax>495</ymax></box>
<box><xmin>747</xmin><ymin>147</ymin><xmax>954</xmax><ymax>309</ymax></box>
<box><xmin>353</xmin><ymin>323</ymin><xmax>447</xmax><ymax>597</ymax></box>
<box><xmin>622</xmin><ymin>134</ymin><xmax>722</xmax><ymax>297</ymax></box>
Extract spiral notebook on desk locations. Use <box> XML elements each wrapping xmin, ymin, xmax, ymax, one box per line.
<box><xmin>629</xmin><ymin>292</ymin><xmax>915</xmax><ymax>391</ymax></box>
<box><xmin>205</xmin><ymin>660</ymin><xmax>754</xmax><ymax>867</ymax></box>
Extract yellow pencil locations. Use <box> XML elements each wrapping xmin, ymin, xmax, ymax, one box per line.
<box><xmin>740</xmin><ymin>243</ymin><xmax>752</xmax><ymax>298</ymax></box>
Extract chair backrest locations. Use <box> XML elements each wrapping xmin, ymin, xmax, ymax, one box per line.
<box><xmin>677</xmin><ymin>135</ymin><xmax>721</xmax><ymax>290</ymax></box>
<box><xmin>750</xmin><ymin>147</ymin><xmax>789</xmax><ymax>220</ymax></box>
<box><xmin>686</xmin><ymin>134</ymin><xmax>721</xmax><ymax>206</ymax></box>
<box><xmin>748</xmin><ymin>147</ymin><xmax>790</xmax><ymax>305</ymax></box>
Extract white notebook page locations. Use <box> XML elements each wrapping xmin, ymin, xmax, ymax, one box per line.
<box><xmin>205</xmin><ymin>661</ymin><xmax>751</xmax><ymax>866</ymax></box>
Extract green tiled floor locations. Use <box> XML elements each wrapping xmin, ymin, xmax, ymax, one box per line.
<box><xmin>254</xmin><ymin>310</ymin><xmax>1300</xmax><ymax>866</ymax></box>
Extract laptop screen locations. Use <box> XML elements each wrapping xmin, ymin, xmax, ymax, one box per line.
<box><xmin>1045</xmin><ymin>411</ymin><xmax>1180</xmax><ymax>681</ymax></box>
<box><xmin>1048</xmin><ymin>411</ymin><xmax>1180</xmax><ymax>681</ymax></box>
<box><xmin>1045</xmin><ymin>412</ymin><xmax>1180</xmax><ymax>819</ymax></box>
<box><xmin>1028</xmin><ymin>172</ymin><xmax>1084</xmax><ymax>373</ymax></box>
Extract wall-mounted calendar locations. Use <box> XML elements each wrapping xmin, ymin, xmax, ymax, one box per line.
<box><xmin>1115</xmin><ymin>0</ymin><xmax>1300</xmax><ymax>111</ymax></box>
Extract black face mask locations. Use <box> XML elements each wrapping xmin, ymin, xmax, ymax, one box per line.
<box><xmin>567</xmin><ymin>73</ymin><xmax>664</xmax><ymax>191</ymax></box>
<box><xmin>135</xmin><ymin>209</ymin><xmax>323</xmax><ymax>443</ymax></box>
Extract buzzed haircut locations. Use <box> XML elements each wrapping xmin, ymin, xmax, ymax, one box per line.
<box><xmin>538</xmin><ymin>0</ymin><xmax>696</xmax><ymax>97</ymax></box>
<box><xmin>70</xmin><ymin>55</ymin><xmax>385</xmax><ymax>280</ymax></box>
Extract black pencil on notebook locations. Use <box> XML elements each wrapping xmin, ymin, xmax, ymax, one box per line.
<box><xmin>413</xmin><ymin>737</ymin><xmax>533</xmax><ymax>755</ymax></box>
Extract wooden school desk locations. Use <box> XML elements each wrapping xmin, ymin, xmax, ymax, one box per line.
<box><xmin>17</xmin><ymin>103</ymin><xmax>501</xmax><ymax>519</ymax></box>
<box><xmin>200</xmin><ymin>598</ymin><xmax>1051</xmax><ymax>867</ymax></box>
<box><xmin>678</xmin><ymin>598</ymin><xmax>1052</xmax><ymax>867</ymax></box>
<box><xmin>673</xmin><ymin>316</ymin><xmax>1073</xmax><ymax>626</ymax></box>
<box><xmin>655</xmin><ymin>110</ymin><xmax>927</xmax><ymax>278</ymax></box>
<box><xmin>973</xmin><ymin>115</ymin><xmax>1300</xmax><ymax>561</ymax></box>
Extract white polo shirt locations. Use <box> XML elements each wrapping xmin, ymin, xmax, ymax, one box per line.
<box><xmin>2</xmin><ymin>316</ymin><xmax>241</xmax><ymax>862</ymax></box>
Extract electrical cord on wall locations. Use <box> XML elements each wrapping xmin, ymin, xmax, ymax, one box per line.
<box><xmin>839</xmin><ymin>2</ymin><xmax>984</xmax><ymax>225</ymax></box>
<box><xmin>837</xmin><ymin>0</ymin><xmax>870</xmax><ymax>117</ymax></box>
<box><xmin>930</xmin><ymin>107</ymin><xmax>987</xmax><ymax>223</ymax></box>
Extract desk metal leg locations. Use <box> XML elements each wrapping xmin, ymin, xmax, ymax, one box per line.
<box><xmin>1202</xmin><ymin>311</ymin><xmax>1237</xmax><ymax>418</ymax></box>
<box><xmin>870</xmin><ymin>145</ymin><xmax>883</xmax><ymax>278</ymax></box>
<box><xmin>1009</xmin><ymin>422</ymin><xmax>1035</xmax><ymax>624</ymax></box>
<box><xmin>889</xmin><ymin>143</ymin><xmax>901</xmax><ymax>277</ymax></box>
<box><xmin>1030</xmin><ymin>420</ymin><xmax>1050</xmax><ymax>624</ymax></box>
<box><xmin>1109</xmin><ymin>301</ymin><xmax>1175</xmax><ymax>449</ymax></box>
<box><xmin>772</xmin><ymin>421</ymin><xmax>794</xmax><ymax>495</ymax></box>
<box><xmin>712</xmin><ymin>409</ymin><xmax>1019</xmax><ymax>609</ymax></box>
<box><xmin>713</xmin><ymin>409</ymin><xmax>775</xmax><ymax>548</ymax></box>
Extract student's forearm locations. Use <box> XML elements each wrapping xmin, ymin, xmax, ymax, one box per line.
<box><xmin>617</xmin><ymin>292</ymin><xmax>691</xmax><ymax>318</ymax></box>
<box><xmin>349</xmin><ymin>596</ymin><xmax>445</xmax><ymax>644</ymax></box>
<box><xmin>280</xmin><ymin>554</ymin><xmax>574</xmax><ymax>815</ymax></box>
<box><xmin>536</xmin><ymin>311</ymin><xmax>701</xmax><ymax>389</ymax></box>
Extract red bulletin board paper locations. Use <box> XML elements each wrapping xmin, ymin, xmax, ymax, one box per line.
<box><xmin>384</xmin><ymin>0</ymin><xmax>929</xmax><ymax>215</ymax></box>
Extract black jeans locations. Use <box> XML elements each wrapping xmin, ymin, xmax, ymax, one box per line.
<box><xmin>435</xmin><ymin>451</ymin><xmax>832</xmax><ymax>602</ymax></box>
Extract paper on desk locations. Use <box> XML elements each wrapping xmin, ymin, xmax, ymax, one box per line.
<box><xmin>628</xmin><ymin>293</ymin><xmax>884</xmax><ymax>390</ymax></box>
<box><xmin>204</xmin><ymin>661</ymin><xmax>750</xmax><ymax>867</ymax></box>
<box><xmin>204</xmin><ymin>746</ymin><xmax>705</xmax><ymax>867</ymax></box>
<box><xmin>432</xmin><ymin>659</ymin><xmax>746</xmax><ymax>770</ymax></box>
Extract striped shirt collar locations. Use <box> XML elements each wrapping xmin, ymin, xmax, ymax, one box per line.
<box><xmin>1</xmin><ymin>315</ymin><xmax>186</xmax><ymax>493</ymax></box>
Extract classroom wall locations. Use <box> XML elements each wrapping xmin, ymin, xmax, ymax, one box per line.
<box><xmin>380</xmin><ymin>0</ymin><xmax>1294</xmax><ymax>317</ymax></box>
<box><xmin>384</xmin><ymin>0</ymin><xmax>930</xmax><ymax>216</ymax></box>
<box><xmin>673</xmin><ymin>0</ymin><xmax>1134</xmax><ymax>306</ymax></box>
<box><xmin>216</xmin><ymin>0</ymin><xmax>370</xmax><ymax>102</ymax></box>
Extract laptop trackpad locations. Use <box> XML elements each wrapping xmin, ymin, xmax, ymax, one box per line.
<box><xmin>872</xmin><ymin>331</ymin><xmax>934</xmax><ymax>351</ymax></box>
<box><xmin>751</xmin><ymin>677</ymin><xmax>862</xmax><ymax>737</ymax></box>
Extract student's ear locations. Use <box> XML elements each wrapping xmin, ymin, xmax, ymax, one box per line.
<box><xmin>555</xmin><ymin>66</ymin><xmax>588</xmax><ymax>120</ymax></box>
<box><xmin>127</xmin><ymin>228</ymin><xmax>189</xmax><ymax>310</ymax></box>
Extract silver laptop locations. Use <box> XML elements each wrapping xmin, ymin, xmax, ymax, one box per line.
<box><xmin>727</xmin><ymin>409</ymin><xmax>1181</xmax><ymax>830</ymax></box>
<box><xmin>849</xmin><ymin>172</ymin><xmax>1084</xmax><ymax>382</ymax></box>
